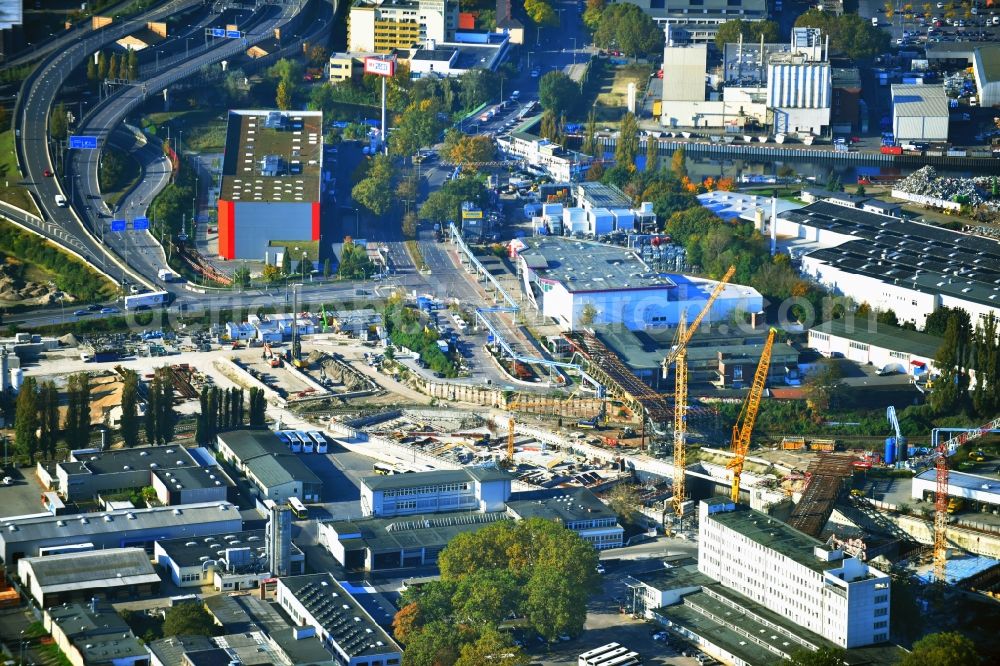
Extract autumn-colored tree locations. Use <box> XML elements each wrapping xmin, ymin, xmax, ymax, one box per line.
<box><xmin>703</xmin><ymin>176</ymin><xmax>716</xmax><ymax>191</ymax></box>
<box><xmin>716</xmin><ymin>177</ymin><xmax>736</xmax><ymax>191</ymax></box>
<box><xmin>392</xmin><ymin>602</ymin><xmax>421</xmax><ymax>643</ymax></box>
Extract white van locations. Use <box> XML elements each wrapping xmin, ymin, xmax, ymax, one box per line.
<box><xmin>54</xmin><ymin>194</ymin><xmax>67</xmax><ymax>207</ymax></box>
<box><xmin>871</xmin><ymin>17</ymin><xmax>879</xmax><ymax>26</ymax></box>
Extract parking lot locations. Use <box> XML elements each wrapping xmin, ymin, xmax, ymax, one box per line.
<box><xmin>0</xmin><ymin>464</ymin><xmax>51</xmax><ymax>519</ymax></box>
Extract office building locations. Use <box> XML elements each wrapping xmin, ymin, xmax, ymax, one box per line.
<box><xmin>0</xmin><ymin>502</ymin><xmax>242</xmax><ymax>565</ymax></box>
<box><xmin>276</xmin><ymin>573</ymin><xmax>403</xmax><ymax>666</ymax></box>
<box><xmin>359</xmin><ymin>467</ymin><xmax>511</xmax><ymax>517</ymax></box>
<box><xmin>217</xmin><ymin>110</ymin><xmax>323</xmax><ymax>260</ymax></box>
<box><xmin>154</xmin><ymin>528</ymin><xmax>304</xmax><ymax>589</ymax></box>
<box><xmin>632</xmin><ymin>0</ymin><xmax>768</xmax><ymax>43</ymax></box>
<box><xmin>776</xmin><ymin>200</ymin><xmax>1000</xmax><ymax>327</ymax></box>
<box><xmin>496</xmin><ymin>131</ymin><xmax>593</xmax><ymax>182</ymax></box>
<box><xmin>891</xmin><ymin>84</ymin><xmax>949</xmax><ymax>141</ymax></box>
<box><xmin>348</xmin><ymin>0</ymin><xmax>457</xmax><ymax>53</ymax></box>
<box><xmin>699</xmin><ymin>498</ymin><xmax>891</xmax><ymax>648</ymax></box>
<box><xmin>18</xmin><ymin>548</ymin><xmax>159</xmax><ymax>607</ymax></box>
<box><xmin>510</xmin><ymin>236</ymin><xmax>762</xmax><ymax>331</ymax></box>
<box><xmin>505</xmin><ymin>488</ymin><xmax>624</xmax><ymax>550</ymax></box>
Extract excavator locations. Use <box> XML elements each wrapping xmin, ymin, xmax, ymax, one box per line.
<box><xmin>727</xmin><ymin>328</ymin><xmax>776</xmax><ymax>503</ymax></box>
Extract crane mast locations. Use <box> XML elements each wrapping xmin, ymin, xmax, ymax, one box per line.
<box><xmin>664</xmin><ymin>266</ymin><xmax>736</xmax><ymax>519</ymax></box>
<box><xmin>727</xmin><ymin>328</ymin><xmax>776</xmax><ymax>502</ymax></box>
<box><xmin>933</xmin><ymin>414</ymin><xmax>1000</xmax><ymax>582</ymax></box>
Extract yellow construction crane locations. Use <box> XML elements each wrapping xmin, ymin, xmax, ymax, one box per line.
<box><xmin>662</xmin><ymin>265</ymin><xmax>736</xmax><ymax>518</ymax></box>
<box><xmin>727</xmin><ymin>328</ymin><xmax>776</xmax><ymax>502</ymax></box>
<box><xmin>508</xmin><ymin>416</ymin><xmax>515</xmax><ymax>462</ymax></box>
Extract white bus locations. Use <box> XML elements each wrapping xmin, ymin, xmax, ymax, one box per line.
<box><xmin>287</xmin><ymin>432</ymin><xmax>303</xmax><ymax>453</ymax></box>
<box><xmin>308</xmin><ymin>431</ymin><xmax>328</xmax><ymax>454</ymax></box>
<box><xmin>297</xmin><ymin>430</ymin><xmax>314</xmax><ymax>453</ymax></box>
<box><xmin>287</xmin><ymin>496</ymin><xmax>308</xmax><ymax>519</ymax></box>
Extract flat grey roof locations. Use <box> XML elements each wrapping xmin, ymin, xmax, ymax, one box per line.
<box><xmin>61</xmin><ymin>444</ymin><xmax>199</xmax><ymax>476</ymax></box>
<box><xmin>217</xmin><ymin>430</ymin><xmax>287</xmax><ymax>461</ymax></box>
<box><xmin>514</xmin><ymin>236</ymin><xmax>675</xmax><ymax>293</ymax></box>
<box><xmin>506</xmin><ymin>487</ymin><xmax>618</xmax><ymax>524</ymax></box>
<box><xmin>706</xmin><ymin>501</ymin><xmax>835</xmax><ymax>574</ymax></box>
<box><xmin>976</xmin><ymin>44</ymin><xmax>1000</xmax><ymax>84</ymax></box>
<box><xmin>361</xmin><ymin>466</ymin><xmax>511</xmax><ymax>491</ymax></box>
<box><xmin>811</xmin><ymin>319</ymin><xmax>941</xmax><ymax>359</ymax></box>
<box><xmin>245</xmin><ymin>453</ymin><xmax>322</xmax><ymax>490</ymax></box>
<box><xmin>20</xmin><ymin>547</ymin><xmax>158</xmax><ymax>593</ymax></box>
<box><xmin>280</xmin><ymin>574</ymin><xmax>401</xmax><ymax>658</ymax></box>
<box><xmin>325</xmin><ymin>510</ymin><xmax>510</xmax><ymax>553</ymax></box>
<box><xmin>148</xmin><ymin>636</ymin><xmax>215</xmax><ymax>666</ymax></box>
<box><xmin>156</xmin><ymin>529</ymin><xmax>302</xmax><ymax>569</ymax></box>
<box><xmin>891</xmin><ymin>84</ymin><xmax>949</xmax><ymax>118</ymax></box>
<box><xmin>783</xmin><ymin>201</ymin><xmax>1000</xmax><ymax>309</ymax></box>
<box><xmin>0</xmin><ymin>501</ymin><xmax>241</xmax><ymax>546</ymax></box>
<box><xmin>577</xmin><ymin>182</ymin><xmax>633</xmax><ymax>209</ymax></box>
<box><xmin>153</xmin><ymin>464</ymin><xmax>234</xmax><ymax>491</ymax></box>
<box><xmin>630</xmin><ymin>562</ymin><xmax>714</xmax><ymax>591</ymax></box>
<box><xmin>47</xmin><ymin>603</ymin><xmax>147</xmax><ymax>662</ymax></box>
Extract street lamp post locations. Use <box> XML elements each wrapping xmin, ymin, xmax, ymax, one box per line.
<box><xmin>571</xmin><ymin>38</ymin><xmax>577</xmax><ymax>66</ymax></box>
<box><xmin>302</xmin><ymin>251</ymin><xmax>308</xmax><ymax>282</ymax></box>
<box><xmin>353</xmin><ymin>208</ymin><xmax>360</xmax><ymax>238</ymax></box>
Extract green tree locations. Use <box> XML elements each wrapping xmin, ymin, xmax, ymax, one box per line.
<box><xmin>87</xmin><ymin>57</ymin><xmax>98</xmax><ymax>81</ymax></box>
<box><xmin>162</xmin><ymin>603</ymin><xmax>216</xmax><ymax>637</ymax></box>
<box><xmin>794</xmin><ymin>10</ymin><xmax>890</xmax><ymax>60</ymax></box>
<box><xmin>155</xmin><ymin>367</ymin><xmax>175</xmax><ymax>443</ymax></box>
<box><xmin>338</xmin><ymin>238</ymin><xmax>376</xmax><ymax>279</ymax></box>
<box><xmin>899</xmin><ymin>632</ymin><xmax>979</xmax><ymax>666</ymax></box>
<box><xmin>580</xmin><ymin>303</ymin><xmax>598</xmax><ymax>326</ymax></box>
<box><xmin>97</xmin><ymin>51</ymin><xmax>108</xmax><ymax>80</ymax></box>
<box><xmin>781</xmin><ymin>647</ymin><xmax>848</xmax><ymax>666</ymax></box>
<box><xmin>446</xmin><ymin>134</ymin><xmax>496</xmax><ymax>170</ymax></box>
<box><xmin>670</xmin><ymin>146</ymin><xmax>687</xmax><ymax>180</ymax></box>
<box><xmin>50</xmin><ymin>102</ymin><xmax>69</xmax><ymax>141</ymax></box>
<box><xmin>98</xmin><ymin>147</ymin><xmax>126</xmax><ymax>191</ymax></box>
<box><xmin>352</xmin><ymin>154</ymin><xmax>396</xmax><ymax>217</ymax></box>
<box><xmin>930</xmin><ymin>311</ymin><xmax>972</xmax><ymax>414</ymax></box>
<box><xmin>63</xmin><ymin>373</ymin><xmax>91</xmax><ymax>450</ymax></box>
<box><xmin>109</xmin><ymin>53</ymin><xmax>120</xmax><ymax>81</ymax></box>
<box><xmin>615</xmin><ymin>112</ymin><xmax>639</xmax><ymax>171</ymax></box>
<box><xmin>524</xmin><ymin>0</ymin><xmax>558</xmax><ymax>26</ymax></box>
<box><xmin>645</xmin><ymin>133</ymin><xmax>659</xmax><ymax>173</ymax></box>
<box><xmin>15</xmin><ymin>377</ymin><xmax>39</xmax><ymax>464</ymax></box>
<box><xmin>539</xmin><ymin>110</ymin><xmax>559</xmax><ymax>142</ymax></box>
<box><xmin>233</xmin><ymin>264</ymin><xmax>251</xmax><ymax>288</ymax></box>
<box><xmin>606</xmin><ymin>482</ymin><xmax>642</xmax><ymax>526</ymax></box>
<box><xmin>538</xmin><ymin>71</ymin><xmax>579</xmax><ymax>118</ymax></box>
<box><xmin>805</xmin><ymin>358</ymin><xmax>844</xmax><ymax>416</ymax></box>
<box><xmin>400</xmin><ymin>619</ymin><xmax>468</xmax><ymax>666</ymax></box>
<box><xmin>582</xmin><ymin>0</ymin><xmax>607</xmax><ymax>31</ymax></box>
<box><xmin>145</xmin><ymin>373</ymin><xmax>159</xmax><ymax>445</ymax></box>
<box><xmin>323</xmin><ymin>257</ymin><xmax>332</xmax><ymax>278</ymax></box>
<box><xmin>38</xmin><ymin>381</ymin><xmax>60</xmax><ymax>460</ymax></box>
<box><xmin>402</xmin><ymin>211</ymin><xmax>418</xmax><ymax>239</ymax></box>
<box><xmin>714</xmin><ymin>19</ymin><xmax>781</xmax><ymax>50</ymax></box>
<box><xmin>281</xmin><ymin>248</ymin><xmax>292</xmax><ymax>275</ymax></box>
<box><xmin>581</xmin><ymin>109</ymin><xmax>598</xmax><ymax>157</ymax></box>
<box><xmin>592</xmin><ymin>3</ymin><xmax>664</xmax><ymax>59</ymax></box>
<box><xmin>126</xmin><ymin>49</ymin><xmax>138</xmax><ymax>81</ymax></box>
<box><xmin>120</xmin><ymin>370</ymin><xmax>140</xmax><ymax>448</ymax></box>
<box><xmin>455</xmin><ymin>628</ymin><xmax>529</xmax><ymax>666</ymax></box>
<box><xmin>972</xmin><ymin>312</ymin><xmax>998</xmax><ymax>416</ymax></box>
<box><xmin>924</xmin><ymin>306</ymin><xmax>966</xmax><ymax>337</ymax></box>
<box><xmin>276</xmin><ymin>79</ymin><xmax>292</xmax><ymax>110</ymax></box>
<box><xmin>419</xmin><ymin>175</ymin><xmax>491</xmax><ymax>224</ymax></box>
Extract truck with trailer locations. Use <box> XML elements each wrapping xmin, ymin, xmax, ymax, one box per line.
<box><xmin>157</xmin><ymin>269</ymin><xmax>181</xmax><ymax>282</ymax></box>
<box><xmin>123</xmin><ymin>290</ymin><xmax>172</xmax><ymax>310</ymax></box>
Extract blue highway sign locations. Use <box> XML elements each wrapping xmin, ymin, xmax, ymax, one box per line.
<box><xmin>69</xmin><ymin>135</ymin><xmax>98</xmax><ymax>149</ymax></box>
<box><xmin>110</xmin><ymin>220</ymin><xmax>127</xmax><ymax>232</ymax></box>
<box><xmin>132</xmin><ymin>217</ymin><xmax>149</xmax><ymax>230</ymax></box>
<box><xmin>226</xmin><ymin>30</ymin><xmax>241</xmax><ymax>39</ymax></box>
<box><xmin>211</xmin><ymin>28</ymin><xmax>226</xmax><ymax>37</ymax></box>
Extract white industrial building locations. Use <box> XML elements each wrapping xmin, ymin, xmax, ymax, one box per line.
<box><xmin>0</xmin><ymin>501</ymin><xmax>243</xmax><ymax>564</ymax></box>
<box><xmin>912</xmin><ymin>469</ymin><xmax>1000</xmax><ymax>507</ymax></box>
<box><xmin>18</xmin><ymin>548</ymin><xmax>160</xmax><ymax>607</ymax></box>
<box><xmin>891</xmin><ymin>84</ymin><xmax>949</xmax><ymax>141</ymax></box>
<box><xmin>497</xmin><ymin>131</ymin><xmax>592</xmax><ymax>182</ymax></box>
<box><xmin>276</xmin><ymin>574</ymin><xmax>403</xmax><ymax>666</ymax></box>
<box><xmin>631</xmin><ymin>0</ymin><xmax>768</xmax><ymax>43</ymax></box>
<box><xmin>808</xmin><ymin>319</ymin><xmax>942</xmax><ymax>378</ymax></box>
<box><xmin>660</xmin><ymin>28</ymin><xmax>830</xmax><ymax>136</ymax></box>
<box><xmin>510</xmin><ymin>236</ymin><xmax>762</xmax><ymax>331</ymax></box>
<box><xmin>698</xmin><ymin>498</ymin><xmax>891</xmax><ymax>648</ymax></box>
<box><xmin>776</xmin><ymin>200</ymin><xmax>1000</xmax><ymax>328</ymax></box>
<box><xmin>359</xmin><ymin>467</ymin><xmax>512</xmax><ymax>517</ymax></box>
<box><xmin>971</xmin><ymin>45</ymin><xmax>1000</xmax><ymax>108</ymax></box>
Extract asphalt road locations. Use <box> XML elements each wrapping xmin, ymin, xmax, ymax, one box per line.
<box><xmin>16</xmin><ymin>0</ymin><xmax>205</xmax><ymax>289</ymax></box>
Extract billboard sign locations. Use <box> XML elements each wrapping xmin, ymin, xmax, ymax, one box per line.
<box><xmin>462</xmin><ymin>209</ymin><xmax>483</xmax><ymax>219</ymax></box>
<box><xmin>69</xmin><ymin>135</ymin><xmax>98</xmax><ymax>149</ymax></box>
<box><xmin>364</xmin><ymin>57</ymin><xmax>396</xmax><ymax>77</ymax></box>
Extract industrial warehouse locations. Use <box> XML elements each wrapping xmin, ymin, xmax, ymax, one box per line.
<box><xmin>216</xmin><ymin>109</ymin><xmax>324</xmax><ymax>260</ymax></box>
